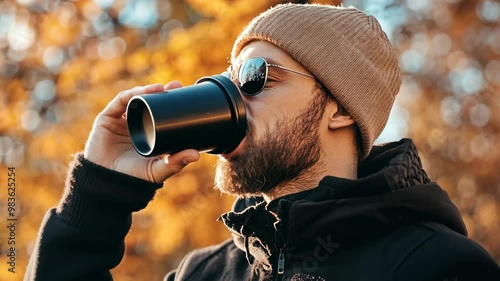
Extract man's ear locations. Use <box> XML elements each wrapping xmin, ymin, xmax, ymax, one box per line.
<box><xmin>327</xmin><ymin>101</ymin><xmax>356</xmax><ymax>130</ymax></box>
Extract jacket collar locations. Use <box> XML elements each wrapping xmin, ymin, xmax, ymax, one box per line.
<box><xmin>219</xmin><ymin>139</ymin><xmax>466</xmax><ymax>271</ymax></box>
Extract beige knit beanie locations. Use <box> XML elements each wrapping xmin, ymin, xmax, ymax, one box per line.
<box><xmin>231</xmin><ymin>3</ymin><xmax>402</xmax><ymax>159</ymax></box>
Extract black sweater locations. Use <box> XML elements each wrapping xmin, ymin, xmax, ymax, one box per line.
<box><xmin>24</xmin><ymin>139</ymin><xmax>500</xmax><ymax>281</ymax></box>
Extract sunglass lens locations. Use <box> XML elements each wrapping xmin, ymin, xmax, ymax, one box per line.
<box><xmin>238</xmin><ymin>58</ymin><xmax>267</xmax><ymax>95</ymax></box>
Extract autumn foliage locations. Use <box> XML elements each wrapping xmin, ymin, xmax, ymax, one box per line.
<box><xmin>0</xmin><ymin>0</ymin><xmax>498</xmax><ymax>280</ymax></box>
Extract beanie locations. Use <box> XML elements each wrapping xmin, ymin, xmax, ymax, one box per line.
<box><xmin>231</xmin><ymin>3</ymin><xmax>402</xmax><ymax>159</ymax></box>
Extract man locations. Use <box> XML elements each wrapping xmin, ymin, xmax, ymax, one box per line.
<box><xmin>25</xmin><ymin>4</ymin><xmax>500</xmax><ymax>281</ymax></box>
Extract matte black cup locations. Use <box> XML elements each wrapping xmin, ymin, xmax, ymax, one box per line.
<box><xmin>126</xmin><ymin>74</ymin><xmax>247</xmax><ymax>157</ymax></box>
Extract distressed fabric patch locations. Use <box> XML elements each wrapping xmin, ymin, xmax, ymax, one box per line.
<box><xmin>291</xmin><ymin>273</ymin><xmax>326</xmax><ymax>281</ymax></box>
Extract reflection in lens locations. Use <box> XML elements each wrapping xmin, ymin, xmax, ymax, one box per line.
<box><xmin>239</xmin><ymin>57</ymin><xmax>267</xmax><ymax>95</ymax></box>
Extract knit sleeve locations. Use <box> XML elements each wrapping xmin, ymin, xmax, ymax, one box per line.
<box><xmin>24</xmin><ymin>153</ymin><xmax>163</xmax><ymax>281</ymax></box>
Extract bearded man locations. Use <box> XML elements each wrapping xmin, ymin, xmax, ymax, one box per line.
<box><xmin>25</xmin><ymin>4</ymin><xmax>500</xmax><ymax>281</ymax></box>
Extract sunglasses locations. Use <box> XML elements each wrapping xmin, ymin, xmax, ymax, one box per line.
<box><xmin>230</xmin><ymin>57</ymin><xmax>316</xmax><ymax>96</ymax></box>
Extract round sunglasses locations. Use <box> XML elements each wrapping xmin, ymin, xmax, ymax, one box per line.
<box><xmin>230</xmin><ymin>57</ymin><xmax>316</xmax><ymax>96</ymax></box>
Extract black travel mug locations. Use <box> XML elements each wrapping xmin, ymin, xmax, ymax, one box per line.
<box><xmin>126</xmin><ymin>74</ymin><xmax>247</xmax><ymax>157</ymax></box>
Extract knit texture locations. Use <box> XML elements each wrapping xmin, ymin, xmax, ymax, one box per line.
<box><xmin>57</xmin><ymin>153</ymin><xmax>162</xmax><ymax>236</ymax></box>
<box><xmin>231</xmin><ymin>3</ymin><xmax>402</xmax><ymax>158</ymax></box>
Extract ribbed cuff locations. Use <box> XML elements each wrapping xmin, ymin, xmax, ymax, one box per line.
<box><xmin>56</xmin><ymin>153</ymin><xmax>163</xmax><ymax>237</ymax></box>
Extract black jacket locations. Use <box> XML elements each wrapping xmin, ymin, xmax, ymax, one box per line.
<box><xmin>25</xmin><ymin>139</ymin><xmax>500</xmax><ymax>281</ymax></box>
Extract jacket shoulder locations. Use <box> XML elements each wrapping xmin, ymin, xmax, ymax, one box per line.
<box><xmin>390</xmin><ymin>222</ymin><xmax>500</xmax><ymax>281</ymax></box>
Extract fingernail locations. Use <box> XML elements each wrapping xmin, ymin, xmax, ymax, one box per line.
<box><xmin>182</xmin><ymin>158</ymin><xmax>191</xmax><ymax>165</ymax></box>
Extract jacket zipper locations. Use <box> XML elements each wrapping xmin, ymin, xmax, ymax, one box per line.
<box><xmin>273</xmin><ymin>203</ymin><xmax>290</xmax><ymax>281</ymax></box>
<box><xmin>277</xmin><ymin>248</ymin><xmax>285</xmax><ymax>275</ymax></box>
<box><xmin>274</xmin><ymin>247</ymin><xmax>286</xmax><ymax>281</ymax></box>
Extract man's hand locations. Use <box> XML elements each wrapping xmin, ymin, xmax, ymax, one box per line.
<box><xmin>84</xmin><ymin>81</ymin><xmax>200</xmax><ymax>183</ymax></box>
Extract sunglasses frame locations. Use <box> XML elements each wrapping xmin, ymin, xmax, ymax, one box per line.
<box><xmin>233</xmin><ymin>57</ymin><xmax>316</xmax><ymax>96</ymax></box>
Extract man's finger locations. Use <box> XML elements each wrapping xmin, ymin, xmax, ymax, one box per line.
<box><xmin>101</xmin><ymin>84</ymin><xmax>164</xmax><ymax>118</ymax></box>
<box><xmin>164</xmin><ymin>80</ymin><xmax>183</xmax><ymax>91</ymax></box>
<box><xmin>151</xmin><ymin>149</ymin><xmax>200</xmax><ymax>183</ymax></box>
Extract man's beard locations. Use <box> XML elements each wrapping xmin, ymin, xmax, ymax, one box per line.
<box><xmin>215</xmin><ymin>88</ymin><xmax>328</xmax><ymax>197</ymax></box>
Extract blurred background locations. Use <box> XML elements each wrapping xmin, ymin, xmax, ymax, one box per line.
<box><xmin>0</xmin><ymin>0</ymin><xmax>498</xmax><ymax>280</ymax></box>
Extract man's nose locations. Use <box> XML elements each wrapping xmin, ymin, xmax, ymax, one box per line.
<box><xmin>222</xmin><ymin>70</ymin><xmax>249</xmax><ymax>102</ymax></box>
